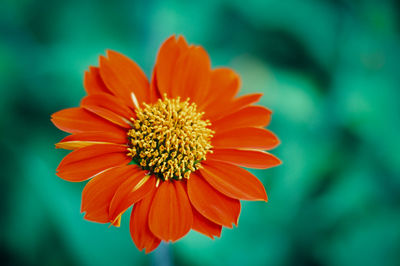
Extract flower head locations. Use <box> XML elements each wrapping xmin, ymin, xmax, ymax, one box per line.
<box><xmin>51</xmin><ymin>35</ymin><xmax>281</xmax><ymax>253</ymax></box>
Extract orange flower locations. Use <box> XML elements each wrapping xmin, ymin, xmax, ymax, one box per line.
<box><xmin>51</xmin><ymin>35</ymin><xmax>281</xmax><ymax>253</ymax></box>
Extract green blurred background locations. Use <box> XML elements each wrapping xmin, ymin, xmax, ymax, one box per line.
<box><xmin>1</xmin><ymin>0</ymin><xmax>400</xmax><ymax>265</ymax></box>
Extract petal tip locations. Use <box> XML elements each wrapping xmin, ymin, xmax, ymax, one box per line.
<box><xmin>263</xmin><ymin>192</ymin><xmax>268</xmax><ymax>202</ymax></box>
<box><xmin>177</xmin><ymin>34</ymin><xmax>185</xmax><ymax>41</ymax></box>
<box><xmin>99</xmin><ymin>55</ymin><xmax>107</xmax><ymax>66</ymax></box>
<box><xmin>105</xmin><ymin>49</ymin><xmax>117</xmax><ymax>58</ymax></box>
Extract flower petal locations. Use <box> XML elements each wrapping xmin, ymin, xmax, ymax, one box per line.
<box><xmin>171</xmin><ymin>46</ymin><xmax>211</xmax><ymax>104</ymax></box>
<box><xmin>149</xmin><ymin>181</ymin><xmax>193</xmax><ymax>241</ymax></box>
<box><xmin>109</xmin><ymin>173</ymin><xmax>156</xmax><ymax>223</ymax></box>
<box><xmin>81</xmin><ymin>165</ymin><xmax>138</xmax><ymax>223</ymax></box>
<box><xmin>200</xmin><ymin>68</ymin><xmax>239</xmax><ymax>112</ymax></box>
<box><xmin>211</xmin><ymin>106</ymin><xmax>271</xmax><ymax>134</ymax></box>
<box><xmin>212</xmin><ymin>127</ymin><xmax>280</xmax><ymax>150</ymax></box>
<box><xmin>99</xmin><ymin>50</ymin><xmax>149</xmax><ymax>108</ymax></box>
<box><xmin>56</xmin><ymin>131</ymin><xmax>127</xmax><ymax>150</ymax></box>
<box><xmin>56</xmin><ymin>144</ymin><xmax>130</xmax><ymax>182</ymax></box>
<box><xmin>155</xmin><ymin>35</ymin><xmax>189</xmax><ymax>98</ymax></box>
<box><xmin>192</xmin><ymin>207</ymin><xmax>222</xmax><ymax>239</ymax></box>
<box><xmin>205</xmin><ymin>93</ymin><xmax>263</xmax><ymax>122</ymax></box>
<box><xmin>207</xmin><ymin>149</ymin><xmax>281</xmax><ymax>169</ymax></box>
<box><xmin>149</xmin><ymin>66</ymin><xmax>161</xmax><ymax>104</ymax></box>
<box><xmin>201</xmin><ymin>161</ymin><xmax>268</xmax><ymax>201</ymax></box>
<box><xmin>130</xmin><ymin>190</ymin><xmax>161</xmax><ymax>253</ymax></box>
<box><xmin>51</xmin><ymin>107</ymin><xmax>125</xmax><ymax>135</ymax></box>
<box><xmin>81</xmin><ymin>105</ymin><xmax>131</xmax><ymax>128</ymax></box>
<box><xmin>81</xmin><ymin>93</ymin><xmax>136</xmax><ymax>120</ymax></box>
<box><xmin>229</xmin><ymin>93</ymin><xmax>263</xmax><ymax>110</ymax></box>
<box><xmin>188</xmin><ymin>173</ymin><xmax>240</xmax><ymax>228</ymax></box>
<box><xmin>84</xmin><ymin>66</ymin><xmax>111</xmax><ymax>95</ymax></box>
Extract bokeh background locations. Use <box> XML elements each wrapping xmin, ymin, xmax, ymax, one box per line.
<box><xmin>1</xmin><ymin>0</ymin><xmax>400</xmax><ymax>265</ymax></box>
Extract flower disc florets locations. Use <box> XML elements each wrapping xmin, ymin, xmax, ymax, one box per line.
<box><xmin>127</xmin><ymin>96</ymin><xmax>214</xmax><ymax>181</ymax></box>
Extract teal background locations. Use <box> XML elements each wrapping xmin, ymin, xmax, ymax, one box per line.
<box><xmin>1</xmin><ymin>0</ymin><xmax>400</xmax><ymax>265</ymax></box>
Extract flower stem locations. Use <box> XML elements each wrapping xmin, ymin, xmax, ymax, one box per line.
<box><xmin>151</xmin><ymin>242</ymin><xmax>173</xmax><ymax>266</ymax></box>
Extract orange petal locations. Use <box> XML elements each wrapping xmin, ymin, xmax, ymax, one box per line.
<box><xmin>207</xmin><ymin>149</ymin><xmax>281</xmax><ymax>169</ymax></box>
<box><xmin>99</xmin><ymin>50</ymin><xmax>149</xmax><ymax>108</ymax></box>
<box><xmin>56</xmin><ymin>131</ymin><xmax>127</xmax><ymax>150</ymax></box>
<box><xmin>109</xmin><ymin>173</ymin><xmax>156</xmax><ymax>223</ymax></box>
<box><xmin>211</xmin><ymin>106</ymin><xmax>272</xmax><ymax>134</ymax></box>
<box><xmin>192</xmin><ymin>207</ymin><xmax>222</xmax><ymax>239</ymax></box>
<box><xmin>82</xmin><ymin>104</ymin><xmax>131</xmax><ymax>128</ymax></box>
<box><xmin>51</xmin><ymin>107</ymin><xmax>125</xmax><ymax>135</ymax></box>
<box><xmin>205</xmin><ymin>93</ymin><xmax>263</xmax><ymax>122</ymax></box>
<box><xmin>130</xmin><ymin>190</ymin><xmax>161</xmax><ymax>253</ymax></box>
<box><xmin>149</xmin><ymin>181</ymin><xmax>193</xmax><ymax>241</ymax></box>
<box><xmin>56</xmin><ymin>144</ymin><xmax>130</xmax><ymax>182</ymax></box>
<box><xmin>187</xmin><ymin>173</ymin><xmax>240</xmax><ymax>228</ymax></box>
<box><xmin>81</xmin><ymin>93</ymin><xmax>136</xmax><ymax>120</ymax></box>
<box><xmin>176</xmin><ymin>35</ymin><xmax>188</xmax><ymax>50</ymax></box>
<box><xmin>212</xmin><ymin>127</ymin><xmax>280</xmax><ymax>150</ymax></box>
<box><xmin>111</xmin><ymin>215</ymin><xmax>122</xmax><ymax>227</ymax></box>
<box><xmin>81</xmin><ymin>165</ymin><xmax>138</xmax><ymax>223</ymax></box>
<box><xmin>171</xmin><ymin>46</ymin><xmax>211</xmax><ymax>104</ymax></box>
<box><xmin>230</xmin><ymin>93</ymin><xmax>263</xmax><ymax>109</ymax></box>
<box><xmin>200</xmin><ymin>68</ymin><xmax>240</xmax><ymax>112</ymax></box>
<box><xmin>149</xmin><ymin>66</ymin><xmax>161</xmax><ymax>104</ymax></box>
<box><xmin>201</xmin><ymin>161</ymin><xmax>268</xmax><ymax>201</ymax></box>
<box><xmin>155</xmin><ymin>35</ymin><xmax>189</xmax><ymax>98</ymax></box>
<box><xmin>84</xmin><ymin>66</ymin><xmax>111</xmax><ymax>95</ymax></box>
<box><xmin>82</xmin><ymin>105</ymin><xmax>131</xmax><ymax>128</ymax></box>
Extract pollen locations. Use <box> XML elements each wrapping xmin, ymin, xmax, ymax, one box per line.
<box><xmin>127</xmin><ymin>96</ymin><xmax>214</xmax><ymax>181</ymax></box>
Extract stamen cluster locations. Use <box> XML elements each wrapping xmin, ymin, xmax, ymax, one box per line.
<box><xmin>127</xmin><ymin>97</ymin><xmax>214</xmax><ymax>181</ymax></box>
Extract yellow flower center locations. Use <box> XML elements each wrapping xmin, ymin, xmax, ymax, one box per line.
<box><xmin>127</xmin><ymin>97</ymin><xmax>214</xmax><ymax>181</ymax></box>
